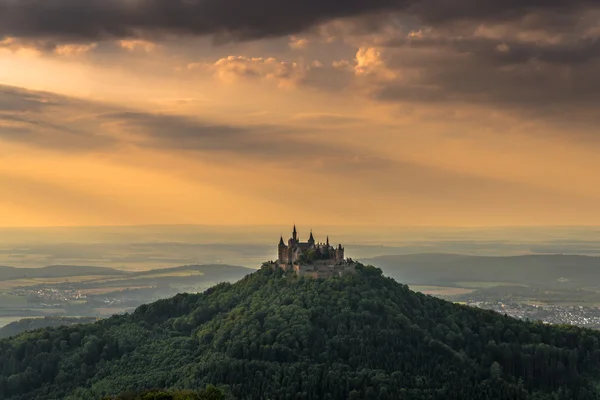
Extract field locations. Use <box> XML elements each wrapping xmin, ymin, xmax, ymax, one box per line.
<box><xmin>410</xmin><ymin>285</ymin><xmax>476</xmax><ymax>296</ymax></box>
<box><xmin>0</xmin><ymin>269</ymin><xmax>206</xmax><ymax>290</ymax></box>
<box><xmin>80</xmin><ymin>286</ymin><xmax>154</xmax><ymax>295</ymax></box>
<box><xmin>452</xmin><ymin>282</ymin><xmax>528</xmax><ymax>289</ymax></box>
<box><xmin>83</xmin><ymin>270</ymin><xmax>204</xmax><ymax>284</ymax></box>
<box><xmin>0</xmin><ymin>294</ymin><xmax>27</xmax><ymax>308</ymax></box>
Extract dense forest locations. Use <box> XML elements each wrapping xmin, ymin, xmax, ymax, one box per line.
<box><xmin>103</xmin><ymin>387</ymin><xmax>227</xmax><ymax>400</ymax></box>
<box><xmin>2</xmin><ymin>264</ymin><xmax>600</xmax><ymax>399</ymax></box>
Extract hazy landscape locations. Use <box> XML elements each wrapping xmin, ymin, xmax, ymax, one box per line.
<box><xmin>4</xmin><ymin>225</ymin><xmax>600</xmax><ymax>269</ymax></box>
<box><xmin>3</xmin><ymin>225</ymin><xmax>600</xmax><ymax>334</ymax></box>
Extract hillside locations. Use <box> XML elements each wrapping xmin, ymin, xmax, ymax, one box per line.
<box><xmin>2</xmin><ymin>264</ymin><xmax>600</xmax><ymax>399</ymax></box>
<box><xmin>0</xmin><ymin>317</ymin><xmax>100</xmax><ymax>339</ymax></box>
<box><xmin>362</xmin><ymin>253</ymin><xmax>600</xmax><ymax>287</ymax></box>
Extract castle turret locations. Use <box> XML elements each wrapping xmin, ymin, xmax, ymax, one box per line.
<box><xmin>308</xmin><ymin>230</ymin><xmax>315</xmax><ymax>247</ymax></box>
<box><xmin>278</xmin><ymin>236</ymin><xmax>287</xmax><ymax>264</ymax></box>
<box><xmin>292</xmin><ymin>224</ymin><xmax>297</xmax><ymax>242</ymax></box>
<box><xmin>336</xmin><ymin>244</ymin><xmax>345</xmax><ymax>262</ymax></box>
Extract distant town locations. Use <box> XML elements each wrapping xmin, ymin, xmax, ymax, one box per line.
<box><xmin>468</xmin><ymin>301</ymin><xmax>600</xmax><ymax>329</ymax></box>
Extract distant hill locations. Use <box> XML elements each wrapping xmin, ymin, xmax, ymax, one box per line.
<box><xmin>0</xmin><ymin>265</ymin><xmax>125</xmax><ymax>281</ymax></box>
<box><xmin>0</xmin><ymin>316</ymin><xmax>100</xmax><ymax>339</ymax></box>
<box><xmin>361</xmin><ymin>253</ymin><xmax>600</xmax><ymax>287</ymax></box>
<box><xmin>68</xmin><ymin>264</ymin><xmax>255</xmax><ymax>290</ymax></box>
<box><xmin>132</xmin><ymin>264</ymin><xmax>254</xmax><ymax>277</ymax></box>
<box><xmin>2</xmin><ymin>264</ymin><xmax>600</xmax><ymax>399</ymax></box>
<box><xmin>0</xmin><ymin>264</ymin><xmax>253</xmax><ymax>283</ymax></box>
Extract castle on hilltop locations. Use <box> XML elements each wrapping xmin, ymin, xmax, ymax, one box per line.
<box><xmin>271</xmin><ymin>226</ymin><xmax>355</xmax><ymax>278</ymax></box>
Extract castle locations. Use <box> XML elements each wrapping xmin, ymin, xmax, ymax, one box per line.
<box><xmin>272</xmin><ymin>226</ymin><xmax>355</xmax><ymax>278</ymax></box>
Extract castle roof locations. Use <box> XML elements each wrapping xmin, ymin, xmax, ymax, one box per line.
<box><xmin>279</xmin><ymin>236</ymin><xmax>285</xmax><ymax>246</ymax></box>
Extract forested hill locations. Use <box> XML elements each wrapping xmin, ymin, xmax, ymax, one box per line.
<box><xmin>2</xmin><ymin>265</ymin><xmax>600</xmax><ymax>399</ymax></box>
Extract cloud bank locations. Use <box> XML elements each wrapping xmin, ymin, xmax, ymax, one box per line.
<box><xmin>0</xmin><ymin>0</ymin><xmax>597</xmax><ymax>45</ymax></box>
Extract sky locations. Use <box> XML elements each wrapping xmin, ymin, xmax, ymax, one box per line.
<box><xmin>1</xmin><ymin>0</ymin><xmax>600</xmax><ymax>227</ymax></box>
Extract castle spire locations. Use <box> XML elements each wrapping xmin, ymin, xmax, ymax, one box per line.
<box><xmin>326</xmin><ymin>236</ymin><xmax>329</xmax><ymax>246</ymax></box>
<box><xmin>308</xmin><ymin>230</ymin><xmax>315</xmax><ymax>246</ymax></box>
<box><xmin>279</xmin><ymin>235</ymin><xmax>285</xmax><ymax>246</ymax></box>
<box><xmin>292</xmin><ymin>224</ymin><xmax>297</xmax><ymax>241</ymax></box>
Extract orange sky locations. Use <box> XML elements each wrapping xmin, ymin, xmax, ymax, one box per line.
<box><xmin>1</xmin><ymin>2</ymin><xmax>600</xmax><ymax>227</ymax></box>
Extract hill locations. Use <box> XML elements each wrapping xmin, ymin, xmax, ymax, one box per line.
<box><xmin>0</xmin><ymin>317</ymin><xmax>100</xmax><ymax>339</ymax></box>
<box><xmin>2</xmin><ymin>264</ymin><xmax>600</xmax><ymax>399</ymax></box>
<box><xmin>0</xmin><ymin>265</ymin><xmax>126</xmax><ymax>281</ymax></box>
<box><xmin>362</xmin><ymin>253</ymin><xmax>600</xmax><ymax>287</ymax></box>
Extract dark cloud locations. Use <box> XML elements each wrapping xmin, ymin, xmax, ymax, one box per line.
<box><xmin>99</xmin><ymin>111</ymin><xmax>377</xmax><ymax>164</ymax></box>
<box><xmin>383</xmin><ymin>35</ymin><xmax>600</xmax><ymax>66</ymax></box>
<box><xmin>0</xmin><ymin>85</ymin><xmax>383</xmax><ymax>167</ymax></box>
<box><xmin>408</xmin><ymin>0</ymin><xmax>596</xmax><ymax>26</ymax></box>
<box><xmin>0</xmin><ymin>0</ymin><xmax>597</xmax><ymax>45</ymax></box>
<box><xmin>0</xmin><ymin>85</ymin><xmax>117</xmax><ymax>150</ymax></box>
<box><xmin>0</xmin><ymin>0</ymin><xmax>402</xmax><ymax>44</ymax></box>
<box><xmin>0</xmin><ymin>85</ymin><xmax>66</xmax><ymax>112</ymax></box>
<box><xmin>372</xmin><ymin>42</ymin><xmax>600</xmax><ymax>113</ymax></box>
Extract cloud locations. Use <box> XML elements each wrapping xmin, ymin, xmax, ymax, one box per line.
<box><xmin>1</xmin><ymin>0</ymin><xmax>597</xmax><ymax>46</ymax></box>
<box><xmin>0</xmin><ymin>86</ymin><xmax>117</xmax><ymax>151</ymax></box>
<box><xmin>0</xmin><ymin>85</ymin><xmax>65</xmax><ymax>112</ymax></box>
<box><xmin>54</xmin><ymin>43</ymin><xmax>97</xmax><ymax>56</ymax></box>
<box><xmin>117</xmin><ymin>39</ymin><xmax>156</xmax><ymax>52</ymax></box>
<box><xmin>0</xmin><ymin>0</ymin><xmax>402</xmax><ymax>45</ymax></box>
<box><xmin>98</xmin><ymin>111</ymin><xmax>376</xmax><ymax>164</ymax></box>
<box><xmin>0</xmin><ymin>84</ymin><xmax>378</xmax><ymax>166</ymax></box>
<box><xmin>291</xmin><ymin>112</ymin><xmax>365</xmax><ymax>125</ymax></box>
<box><xmin>289</xmin><ymin>36</ymin><xmax>310</xmax><ymax>49</ymax></box>
<box><xmin>3</xmin><ymin>0</ymin><xmax>599</xmax><ymax>122</ymax></box>
<box><xmin>188</xmin><ymin>55</ymin><xmax>308</xmax><ymax>88</ymax></box>
<box><xmin>304</xmin><ymin>12</ymin><xmax>600</xmax><ymax>119</ymax></box>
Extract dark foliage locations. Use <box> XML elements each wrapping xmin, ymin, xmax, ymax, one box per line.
<box><xmin>1</xmin><ymin>264</ymin><xmax>600</xmax><ymax>399</ymax></box>
<box><xmin>104</xmin><ymin>386</ymin><xmax>226</xmax><ymax>400</ymax></box>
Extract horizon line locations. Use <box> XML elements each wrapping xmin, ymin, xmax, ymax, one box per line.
<box><xmin>2</xmin><ymin>224</ymin><xmax>600</xmax><ymax>230</ymax></box>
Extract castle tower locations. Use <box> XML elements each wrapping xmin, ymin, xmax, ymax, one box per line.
<box><xmin>278</xmin><ymin>236</ymin><xmax>286</xmax><ymax>264</ymax></box>
<box><xmin>292</xmin><ymin>224</ymin><xmax>297</xmax><ymax>243</ymax></box>
<box><xmin>308</xmin><ymin>230</ymin><xmax>315</xmax><ymax>247</ymax></box>
<box><xmin>337</xmin><ymin>244</ymin><xmax>345</xmax><ymax>261</ymax></box>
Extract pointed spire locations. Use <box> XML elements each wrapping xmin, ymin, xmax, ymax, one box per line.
<box><xmin>279</xmin><ymin>236</ymin><xmax>285</xmax><ymax>246</ymax></box>
<box><xmin>292</xmin><ymin>224</ymin><xmax>297</xmax><ymax>241</ymax></box>
<box><xmin>309</xmin><ymin>230</ymin><xmax>314</xmax><ymax>240</ymax></box>
<box><xmin>326</xmin><ymin>236</ymin><xmax>329</xmax><ymax>246</ymax></box>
